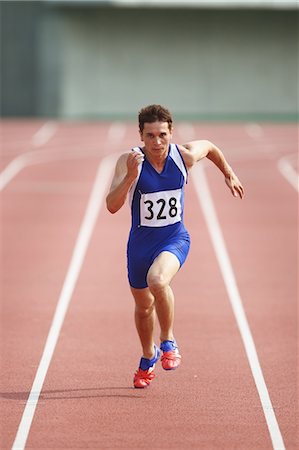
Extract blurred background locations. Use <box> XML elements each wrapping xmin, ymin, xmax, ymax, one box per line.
<box><xmin>0</xmin><ymin>0</ymin><xmax>298</xmax><ymax>121</ymax></box>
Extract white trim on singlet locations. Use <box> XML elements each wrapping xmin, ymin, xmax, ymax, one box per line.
<box><xmin>169</xmin><ymin>144</ymin><xmax>188</xmax><ymax>184</ymax></box>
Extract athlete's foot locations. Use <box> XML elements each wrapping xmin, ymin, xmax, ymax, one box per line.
<box><xmin>133</xmin><ymin>345</ymin><xmax>161</xmax><ymax>388</ymax></box>
<box><xmin>160</xmin><ymin>340</ymin><xmax>181</xmax><ymax>370</ymax></box>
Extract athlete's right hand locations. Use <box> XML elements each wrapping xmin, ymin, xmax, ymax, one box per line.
<box><xmin>126</xmin><ymin>150</ymin><xmax>144</xmax><ymax>180</ymax></box>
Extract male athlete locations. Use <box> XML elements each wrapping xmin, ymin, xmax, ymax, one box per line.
<box><xmin>106</xmin><ymin>104</ymin><xmax>244</xmax><ymax>388</ymax></box>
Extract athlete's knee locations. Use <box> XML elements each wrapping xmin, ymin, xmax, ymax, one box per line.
<box><xmin>147</xmin><ymin>273</ymin><xmax>168</xmax><ymax>295</ymax></box>
<box><xmin>135</xmin><ymin>302</ymin><xmax>155</xmax><ymax>319</ymax></box>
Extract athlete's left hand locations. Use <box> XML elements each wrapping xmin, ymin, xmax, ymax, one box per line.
<box><xmin>225</xmin><ymin>173</ymin><xmax>244</xmax><ymax>199</ymax></box>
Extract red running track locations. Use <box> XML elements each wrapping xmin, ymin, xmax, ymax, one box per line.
<box><xmin>0</xmin><ymin>120</ymin><xmax>297</xmax><ymax>449</ymax></box>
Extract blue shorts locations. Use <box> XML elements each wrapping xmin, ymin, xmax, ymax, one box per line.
<box><xmin>127</xmin><ymin>225</ymin><xmax>190</xmax><ymax>289</ymax></box>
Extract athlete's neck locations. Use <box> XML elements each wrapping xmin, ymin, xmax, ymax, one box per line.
<box><xmin>143</xmin><ymin>147</ymin><xmax>168</xmax><ymax>173</ymax></box>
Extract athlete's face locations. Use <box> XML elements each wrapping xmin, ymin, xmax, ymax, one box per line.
<box><xmin>140</xmin><ymin>121</ymin><xmax>172</xmax><ymax>156</ymax></box>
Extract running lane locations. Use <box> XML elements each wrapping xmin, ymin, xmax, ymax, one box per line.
<box><xmin>1</xmin><ymin>121</ymin><xmax>123</xmax><ymax>449</ymax></box>
<box><xmin>1</xmin><ymin>122</ymin><xmax>297</xmax><ymax>449</ymax></box>
<box><xmin>197</xmin><ymin>123</ymin><xmax>297</xmax><ymax>450</ymax></box>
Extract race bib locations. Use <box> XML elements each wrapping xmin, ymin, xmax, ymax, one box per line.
<box><xmin>140</xmin><ymin>189</ymin><xmax>182</xmax><ymax>227</ymax></box>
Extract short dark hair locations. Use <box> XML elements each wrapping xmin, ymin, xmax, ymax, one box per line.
<box><xmin>138</xmin><ymin>104</ymin><xmax>173</xmax><ymax>132</ymax></box>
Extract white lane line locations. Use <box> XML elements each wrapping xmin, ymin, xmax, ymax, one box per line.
<box><xmin>0</xmin><ymin>121</ymin><xmax>57</xmax><ymax>191</ymax></box>
<box><xmin>11</xmin><ymin>152</ymin><xmax>118</xmax><ymax>450</ymax></box>
<box><xmin>32</xmin><ymin>122</ymin><xmax>57</xmax><ymax>148</ymax></box>
<box><xmin>245</xmin><ymin>122</ymin><xmax>264</xmax><ymax>140</ymax></box>
<box><xmin>107</xmin><ymin>121</ymin><xmax>126</xmax><ymax>143</ymax></box>
<box><xmin>0</xmin><ymin>147</ymin><xmax>106</xmax><ymax>192</ymax></box>
<box><xmin>192</xmin><ymin>164</ymin><xmax>286</xmax><ymax>450</ymax></box>
<box><xmin>277</xmin><ymin>156</ymin><xmax>299</xmax><ymax>193</ymax></box>
<box><xmin>177</xmin><ymin>123</ymin><xmax>196</xmax><ymax>141</ymax></box>
<box><xmin>0</xmin><ymin>155</ymin><xmax>30</xmax><ymax>191</ymax></box>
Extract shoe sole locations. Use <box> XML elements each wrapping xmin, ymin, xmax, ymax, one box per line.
<box><xmin>162</xmin><ymin>361</ymin><xmax>181</xmax><ymax>371</ymax></box>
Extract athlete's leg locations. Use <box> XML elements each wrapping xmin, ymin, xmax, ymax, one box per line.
<box><xmin>130</xmin><ymin>286</ymin><xmax>156</xmax><ymax>359</ymax></box>
<box><xmin>146</xmin><ymin>251</ymin><xmax>180</xmax><ymax>342</ymax></box>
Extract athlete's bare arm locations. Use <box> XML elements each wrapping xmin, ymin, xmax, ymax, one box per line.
<box><xmin>179</xmin><ymin>140</ymin><xmax>244</xmax><ymax>199</ymax></box>
<box><xmin>106</xmin><ymin>151</ymin><xmax>144</xmax><ymax>213</ymax></box>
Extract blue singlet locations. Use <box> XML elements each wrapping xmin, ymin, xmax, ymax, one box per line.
<box><xmin>127</xmin><ymin>143</ymin><xmax>190</xmax><ymax>289</ymax></box>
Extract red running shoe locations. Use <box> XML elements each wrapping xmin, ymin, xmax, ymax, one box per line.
<box><xmin>160</xmin><ymin>340</ymin><xmax>181</xmax><ymax>370</ymax></box>
<box><xmin>133</xmin><ymin>367</ymin><xmax>156</xmax><ymax>388</ymax></box>
<box><xmin>133</xmin><ymin>345</ymin><xmax>161</xmax><ymax>388</ymax></box>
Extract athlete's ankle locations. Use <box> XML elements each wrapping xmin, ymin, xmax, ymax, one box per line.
<box><xmin>142</xmin><ymin>344</ymin><xmax>156</xmax><ymax>360</ymax></box>
<box><xmin>160</xmin><ymin>334</ymin><xmax>174</xmax><ymax>342</ymax></box>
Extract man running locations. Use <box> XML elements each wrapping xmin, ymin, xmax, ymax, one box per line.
<box><xmin>106</xmin><ymin>104</ymin><xmax>244</xmax><ymax>388</ymax></box>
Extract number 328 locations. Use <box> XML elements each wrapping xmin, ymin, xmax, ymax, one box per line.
<box><xmin>144</xmin><ymin>197</ymin><xmax>178</xmax><ymax>220</ymax></box>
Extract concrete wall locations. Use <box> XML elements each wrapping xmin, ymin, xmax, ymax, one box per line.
<box><xmin>0</xmin><ymin>1</ymin><xmax>41</xmax><ymax>115</ymax></box>
<box><xmin>1</xmin><ymin>2</ymin><xmax>298</xmax><ymax>119</ymax></box>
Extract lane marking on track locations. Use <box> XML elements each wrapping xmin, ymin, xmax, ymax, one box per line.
<box><xmin>0</xmin><ymin>146</ymin><xmax>108</xmax><ymax>192</ymax></box>
<box><xmin>177</xmin><ymin>123</ymin><xmax>196</xmax><ymax>141</ymax></box>
<box><xmin>192</xmin><ymin>164</ymin><xmax>286</xmax><ymax>450</ymax></box>
<box><xmin>107</xmin><ymin>121</ymin><xmax>127</xmax><ymax>143</ymax></box>
<box><xmin>245</xmin><ymin>122</ymin><xmax>264</xmax><ymax>140</ymax></box>
<box><xmin>0</xmin><ymin>121</ymin><xmax>57</xmax><ymax>191</ymax></box>
<box><xmin>11</xmin><ymin>151</ymin><xmax>118</xmax><ymax>450</ymax></box>
<box><xmin>277</xmin><ymin>156</ymin><xmax>299</xmax><ymax>193</ymax></box>
<box><xmin>31</xmin><ymin>122</ymin><xmax>57</xmax><ymax>148</ymax></box>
